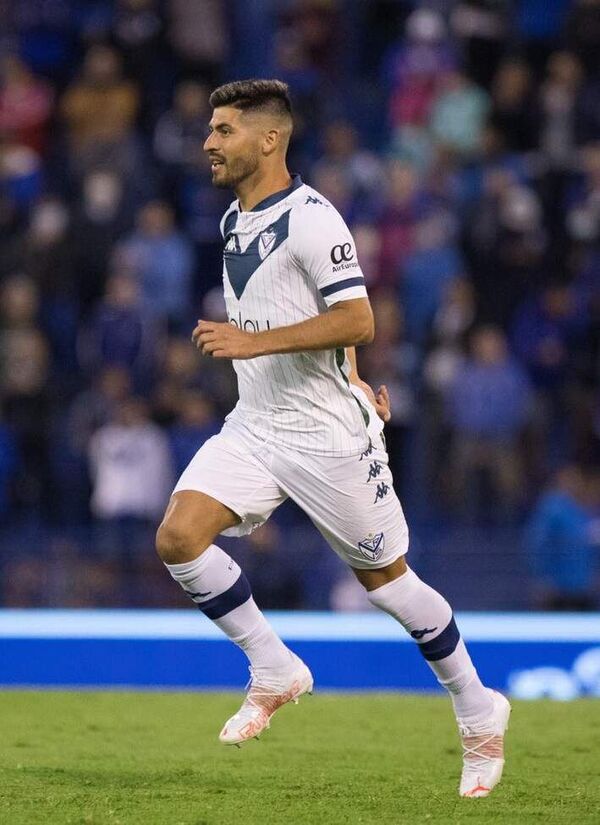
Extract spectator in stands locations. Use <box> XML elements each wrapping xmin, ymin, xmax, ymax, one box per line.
<box><xmin>512</xmin><ymin>284</ymin><xmax>589</xmax><ymax>392</ymax></box>
<box><xmin>18</xmin><ymin>198</ymin><xmax>78</xmax><ymax>375</ymax></box>
<box><xmin>112</xmin><ymin>0</ymin><xmax>169</xmax><ymax>127</ymax></box>
<box><xmin>168</xmin><ymin>389</ymin><xmax>219</xmax><ymax>477</ymax></box>
<box><xmin>78</xmin><ymin>273</ymin><xmax>162</xmax><ymax>387</ymax></box>
<box><xmin>538</xmin><ymin>51</ymin><xmax>585</xmax><ymax>167</ymax></box>
<box><xmin>384</xmin><ymin>9</ymin><xmax>455</xmax><ymax>132</ymax></box>
<box><xmin>429</xmin><ymin>69</ymin><xmax>490</xmax><ymax>157</ymax></box>
<box><xmin>166</xmin><ymin>0</ymin><xmax>229</xmax><ymax>83</ymax></box>
<box><xmin>423</xmin><ymin>278</ymin><xmax>476</xmax><ymax>502</ymax></box>
<box><xmin>401</xmin><ymin>212</ymin><xmax>463</xmax><ymax>345</ymax></box>
<box><xmin>0</xmin><ymin>276</ymin><xmax>52</xmax><ymax>517</ymax></box>
<box><xmin>153</xmin><ymin>80</ymin><xmax>210</xmax><ymax>173</ymax></box>
<box><xmin>113</xmin><ymin>200</ymin><xmax>194</xmax><ymax>330</ymax></box>
<box><xmin>377</xmin><ymin>159</ymin><xmax>427</xmax><ymax>287</ymax></box>
<box><xmin>525</xmin><ymin>464</ymin><xmax>600</xmax><ymax>610</ymax></box>
<box><xmin>0</xmin><ymin>55</ymin><xmax>53</xmax><ymax>155</ymax></box>
<box><xmin>60</xmin><ymin>44</ymin><xmax>139</xmax><ymax>179</ymax></box>
<box><xmin>0</xmin><ymin>136</ymin><xmax>43</xmax><ymax>213</ymax></box>
<box><xmin>273</xmin><ymin>30</ymin><xmax>321</xmax><ymax>166</ymax></box>
<box><xmin>88</xmin><ymin>397</ymin><xmax>173</xmax><ymax>578</ymax></box>
<box><xmin>488</xmin><ymin>59</ymin><xmax>539</xmax><ymax>153</ymax></box>
<box><xmin>312</xmin><ymin>120</ymin><xmax>384</xmax><ymax>205</ymax></box>
<box><xmin>566</xmin><ymin>143</ymin><xmax>600</xmax><ymax>248</ymax></box>
<box><xmin>70</xmin><ymin>170</ymin><xmax>131</xmax><ymax>313</ymax></box>
<box><xmin>89</xmin><ymin>396</ymin><xmax>173</xmax><ymax>521</ymax></box>
<box><xmin>465</xmin><ymin>173</ymin><xmax>546</xmax><ymax>325</ymax></box>
<box><xmin>67</xmin><ymin>366</ymin><xmax>133</xmax><ymax>457</ymax></box>
<box><xmin>51</xmin><ymin>366</ymin><xmax>134</xmax><ymax>525</ymax></box>
<box><xmin>151</xmin><ymin>335</ymin><xmax>236</xmax><ymax>425</ymax></box>
<box><xmin>450</xmin><ymin>0</ymin><xmax>508</xmax><ymax>88</ymax></box>
<box><xmin>0</xmin><ymin>408</ymin><xmax>18</xmax><ymax>522</ymax></box>
<box><xmin>446</xmin><ymin>326</ymin><xmax>532</xmax><ymax>521</ymax></box>
<box><xmin>512</xmin><ymin>283</ymin><xmax>589</xmax><ymax>470</ymax></box>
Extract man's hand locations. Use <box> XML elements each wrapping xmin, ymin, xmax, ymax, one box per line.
<box><xmin>354</xmin><ymin>378</ymin><xmax>391</xmax><ymax>423</ymax></box>
<box><xmin>192</xmin><ymin>320</ymin><xmax>260</xmax><ymax>360</ymax></box>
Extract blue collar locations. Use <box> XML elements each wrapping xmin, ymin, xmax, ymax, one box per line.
<box><xmin>247</xmin><ymin>174</ymin><xmax>303</xmax><ymax>212</ymax></box>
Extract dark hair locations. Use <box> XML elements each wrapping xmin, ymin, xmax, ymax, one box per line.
<box><xmin>209</xmin><ymin>79</ymin><xmax>292</xmax><ymax>119</ymax></box>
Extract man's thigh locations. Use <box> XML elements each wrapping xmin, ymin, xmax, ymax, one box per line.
<box><xmin>270</xmin><ymin>438</ymin><xmax>409</xmax><ymax>569</ymax></box>
<box><xmin>173</xmin><ymin>428</ymin><xmax>287</xmax><ymax>537</ymax></box>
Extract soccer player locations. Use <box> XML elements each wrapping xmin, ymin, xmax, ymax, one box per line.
<box><xmin>156</xmin><ymin>79</ymin><xmax>510</xmax><ymax>798</ymax></box>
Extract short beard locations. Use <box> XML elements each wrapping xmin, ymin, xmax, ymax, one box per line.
<box><xmin>213</xmin><ymin>152</ymin><xmax>260</xmax><ymax>190</ymax></box>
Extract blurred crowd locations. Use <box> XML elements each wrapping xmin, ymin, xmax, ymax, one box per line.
<box><xmin>1</xmin><ymin>0</ymin><xmax>600</xmax><ymax>610</ymax></box>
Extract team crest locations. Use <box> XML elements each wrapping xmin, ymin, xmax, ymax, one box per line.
<box><xmin>358</xmin><ymin>532</ymin><xmax>385</xmax><ymax>562</ymax></box>
<box><xmin>258</xmin><ymin>228</ymin><xmax>277</xmax><ymax>260</ymax></box>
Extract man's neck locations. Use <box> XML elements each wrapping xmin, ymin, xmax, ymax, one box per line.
<box><xmin>235</xmin><ymin>167</ymin><xmax>293</xmax><ymax>212</ymax></box>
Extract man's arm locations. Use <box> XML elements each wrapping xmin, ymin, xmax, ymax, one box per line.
<box><xmin>193</xmin><ymin>298</ymin><xmax>374</xmax><ymax>359</ymax></box>
<box><xmin>346</xmin><ymin>347</ymin><xmax>391</xmax><ymax>423</ymax></box>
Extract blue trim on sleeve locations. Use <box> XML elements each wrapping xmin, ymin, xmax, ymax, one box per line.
<box><xmin>417</xmin><ymin>616</ymin><xmax>461</xmax><ymax>662</ymax></box>
<box><xmin>320</xmin><ymin>276</ymin><xmax>365</xmax><ymax>298</ymax></box>
<box><xmin>197</xmin><ymin>572</ymin><xmax>252</xmax><ymax>620</ymax></box>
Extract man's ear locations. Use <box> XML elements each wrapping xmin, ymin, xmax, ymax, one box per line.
<box><xmin>262</xmin><ymin>128</ymin><xmax>280</xmax><ymax>156</ymax></box>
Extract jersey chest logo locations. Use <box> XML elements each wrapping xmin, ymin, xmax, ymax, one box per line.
<box><xmin>258</xmin><ymin>228</ymin><xmax>277</xmax><ymax>260</ymax></box>
<box><xmin>224</xmin><ymin>209</ymin><xmax>290</xmax><ymax>300</ymax></box>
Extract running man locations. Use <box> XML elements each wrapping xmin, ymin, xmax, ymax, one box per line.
<box><xmin>156</xmin><ymin>79</ymin><xmax>510</xmax><ymax>798</ymax></box>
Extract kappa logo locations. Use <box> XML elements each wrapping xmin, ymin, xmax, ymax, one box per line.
<box><xmin>358</xmin><ymin>532</ymin><xmax>385</xmax><ymax>562</ymax></box>
<box><xmin>359</xmin><ymin>440</ymin><xmax>374</xmax><ymax>461</ymax></box>
<box><xmin>366</xmin><ymin>461</ymin><xmax>383</xmax><ymax>482</ymax></box>
<box><xmin>374</xmin><ymin>482</ymin><xmax>390</xmax><ymax>503</ymax></box>
<box><xmin>410</xmin><ymin>627</ymin><xmax>438</xmax><ymax>640</ymax></box>
<box><xmin>306</xmin><ymin>195</ymin><xmax>327</xmax><ymax>206</ymax></box>
<box><xmin>258</xmin><ymin>228</ymin><xmax>277</xmax><ymax>260</ymax></box>
<box><xmin>187</xmin><ymin>590</ymin><xmax>212</xmax><ymax>602</ymax></box>
<box><xmin>224</xmin><ymin>233</ymin><xmax>239</xmax><ymax>253</ymax></box>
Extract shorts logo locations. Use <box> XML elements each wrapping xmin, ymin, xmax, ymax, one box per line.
<box><xmin>374</xmin><ymin>482</ymin><xmax>390</xmax><ymax>504</ymax></box>
<box><xmin>358</xmin><ymin>532</ymin><xmax>385</xmax><ymax>562</ymax></box>
<box><xmin>359</xmin><ymin>441</ymin><xmax>374</xmax><ymax>461</ymax></box>
<box><xmin>366</xmin><ymin>461</ymin><xmax>383</xmax><ymax>482</ymax></box>
<box><xmin>258</xmin><ymin>228</ymin><xmax>277</xmax><ymax>260</ymax></box>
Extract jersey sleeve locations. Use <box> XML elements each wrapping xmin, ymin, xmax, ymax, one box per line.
<box><xmin>289</xmin><ymin>202</ymin><xmax>368</xmax><ymax>306</ymax></box>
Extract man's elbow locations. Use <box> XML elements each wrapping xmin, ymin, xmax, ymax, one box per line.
<box><xmin>332</xmin><ymin>300</ymin><xmax>375</xmax><ymax>346</ymax></box>
<box><xmin>354</xmin><ymin>309</ymin><xmax>375</xmax><ymax>345</ymax></box>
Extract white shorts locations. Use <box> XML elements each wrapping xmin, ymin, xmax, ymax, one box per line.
<box><xmin>173</xmin><ymin>416</ymin><xmax>409</xmax><ymax>570</ymax></box>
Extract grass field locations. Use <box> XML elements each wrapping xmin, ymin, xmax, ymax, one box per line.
<box><xmin>0</xmin><ymin>692</ymin><xmax>598</xmax><ymax>825</ymax></box>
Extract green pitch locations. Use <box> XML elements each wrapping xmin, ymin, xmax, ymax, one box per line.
<box><xmin>0</xmin><ymin>692</ymin><xmax>598</xmax><ymax>825</ymax></box>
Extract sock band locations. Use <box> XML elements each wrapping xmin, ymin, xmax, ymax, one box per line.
<box><xmin>196</xmin><ymin>571</ymin><xmax>252</xmax><ymax>619</ymax></box>
<box><xmin>417</xmin><ymin>616</ymin><xmax>460</xmax><ymax>662</ymax></box>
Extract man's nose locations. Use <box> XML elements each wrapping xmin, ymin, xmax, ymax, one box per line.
<box><xmin>204</xmin><ymin>132</ymin><xmax>216</xmax><ymax>151</ymax></box>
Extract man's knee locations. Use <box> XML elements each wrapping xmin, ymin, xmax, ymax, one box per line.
<box><xmin>156</xmin><ymin>491</ymin><xmax>240</xmax><ymax>565</ymax></box>
<box><xmin>352</xmin><ymin>554</ymin><xmax>408</xmax><ymax>591</ymax></box>
<box><xmin>155</xmin><ymin>519</ymin><xmax>212</xmax><ymax>565</ymax></box>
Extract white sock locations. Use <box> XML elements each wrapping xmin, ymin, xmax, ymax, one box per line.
<box><xmin>166</xmin><ymin>544</ymin><xmax>294</xmax><ymax>676</ymax></box>
<box><xmin>367</xmin><ymin>567</ymin><xmax>494</xmax><ymax>721</ymax></box>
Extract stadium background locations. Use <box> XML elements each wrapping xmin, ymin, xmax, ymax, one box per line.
<box><xmin>1</xmin><ymin>0</ymin><xmax>600</xmax><ymax>697</ymax></box>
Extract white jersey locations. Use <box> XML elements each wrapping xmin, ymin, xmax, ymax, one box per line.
<box><xmin>219</xmin><ymin>174</ymin><xmax>374</xmax><ymax>456</ymax></box>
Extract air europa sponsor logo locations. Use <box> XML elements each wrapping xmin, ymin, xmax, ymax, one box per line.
<box><xmin>229</xmin><ymin>312</ymin><xmax>272</xmax><ymax>332</ymax></box>
<box><xmin>330</xmin><ymin>243</ymin><xmax>353</xmax><ymax>264</ymax></box>
<box><xmin>330</xmin><ymin>242</ymin><xmax>359</xmax><ymax>273</ymax></box>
